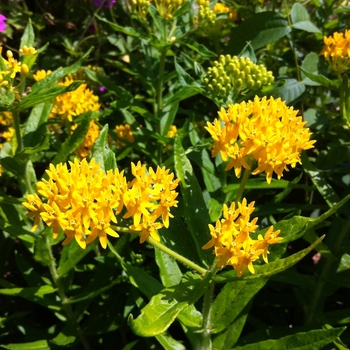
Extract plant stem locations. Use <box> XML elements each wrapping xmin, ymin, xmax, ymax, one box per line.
<box><xmin>46</xmin><ymin>239</ymin><xmax>91</xmax><ymax>350</ymax></box>
<box><xmin>234</xmin><ymin>168</ymin><xmax>251</xmax><ymax>203</ymax></box>
<box><xmin>110</xmin><ymin>225</ymin><xmax>208</xmax><ymax>275</ymax></box>
<box><xmin>12</xmin><ymin>111</ymin><xmax>23</xmax><ymax>153</ymax></box>
<box><xmin>200</xmin><ymin>262</ymin><xmax>218</xmax><ymax>350</ymax></box>
<box><xmin>306</xmin><ymin>217</ymin><xmax>350</xmax><ymax>324</ymax></box>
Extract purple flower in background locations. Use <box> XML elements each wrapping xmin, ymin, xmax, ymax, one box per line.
<box><xmin>99</xmin><ymin>86</ymin><xmax>107</xmax><ymax>94</ymax></box>
<box><xmin>0</xmin><ymin>15</ymin><xmax>7</xmax><ymax>33</ymax></box>
<box><xmin>93</xmin><ymin>0</ymin><xmax>116</xmax><ymax>8</ymax></box>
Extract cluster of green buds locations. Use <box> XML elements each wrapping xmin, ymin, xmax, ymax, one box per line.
<box><xmin>198</xmin><ymin>3</ymin><xmax>216</xmax><ymax>26</ymax></box>
<box><xmin>154</xmin><ymin>0</ymin><xmax>187</xmax><ymax>20</ymax></box>
<box><xmin>130</xmin><ymin>0</ymin><xmax>150</xmax><ymax>19</ymax></box>
<box><xmin>204</xmin><ymin>55</ymin><xmax>274</xmax><ymax>97</ymax></box>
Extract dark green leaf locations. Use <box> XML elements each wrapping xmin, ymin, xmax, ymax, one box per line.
<box><xmin>33</xmin><ymin>233</ymin><xmax>53</xmax><ymax>266</ymax></box>
<box><xmin>174</xmin><ymin>136</ymin><xmax>213</xmax><ymax>267</ymax></box>
<box><xmin>234</xmin><ymin>327</ymin><xmax>345</xmax><ymax>350</ymax></box>
<box><xmin>272</xmin><ymin>78</ymin><xmax>305</xmax><ymax>104</ymax></box>
<box><xmin>155</xmin><ymin>249</ymin><xmax>182</xmax><ymax>288</ymax></box>
<box><xmin>226</xmin><ymin>12</ymin><xmax>291</xmax><ymax>55</ymax></box>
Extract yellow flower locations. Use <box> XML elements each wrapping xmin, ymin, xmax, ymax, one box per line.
<box><xmin>19</xmin><ymin>46</ymin><xmax>37</xmax><ymax>55</ymax></box>
<box><xmin>203</xmin><ymin>199</ymin><xmax>281</xmax><ymax>277</ymax></box>
<box><xmin>167</xmin><ymin>125</ymin><xmax>177</xmax><ymax>138</ymax></box>
<box><xmin>115</xmin><ymin>124</ymin><xmax>134</xmax><ymax>148</ymax></box>
<box><xmin>50</xmin><ymin>77</ymin><xmax>100</xmax><ymax>122</ymax></box>
<box><xmin>33</xmin><ymin>70</ymin><xmax>52</xmax><ymax>82</ymax></box>
<box><xmin>0</xmin><ymin>112</ymin><xmax>14</xmax><ymax>149</ymax></box>
<box><xmin>23</xmin><ymin>158</ymin><xmax>179</xmax><ymax>248</ymax></box>
<box><xmin>320</xmin><ymin>29</ymin><xmax>350</xmax><ymax>73</ymax></box>
<box><xmin>213</xmin><ymin>3</ymin><xmax>237</xmax><ymax>21</ymax></box>
<box><xmin>206</xmin><ymin>96</ymin><xmax>316</xmax><ymax>184</ymax></box>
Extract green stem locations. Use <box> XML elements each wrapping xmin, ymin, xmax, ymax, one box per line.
<box><xmin>234</xmin><ymin>168</ymin><xmax>251</xmax><ymax>203</ymax></box>
<box><xmin>306</xmin><ymin>217</ymin><xmax>350</xmax><ymax>324</ymax></box>
<box><xmin>200</xmin><ymin>261</ymin><xmax>219</xmax><ymax>350</ymax></box>
<box><xmin>110</xmin><ymin>225</ymin><xmax>208</xmax><ymax>275</ymax></box>
<box><xmin>46</xmin><ymin>239</ymin><xmax>91</xmax><ymax>350</ymax></box>
<box><xmin>12</xmin><ymin>111</ymin><xmax>23</xmax><ymax>153</ymax></box>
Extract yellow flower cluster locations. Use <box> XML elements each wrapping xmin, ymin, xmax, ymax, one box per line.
<box><xmin>19</xmin><ymin>45</ymin><xmax>37</xmax><ymax>56</ymax></box>
<box><xmin>33</xmin><ymin>70</ymin><xmax>52</xmax><ymax>82</ymax></box>
<box><xmin>115</xmin><ymin>124</ymin><xmax>134</xmax><ymax>148</ymax></box>
<box><xmin>213</xmin><ymin>3</ymin><xmax>237</xmax><ymax>21</ymax></box>
<box><xmin>0</xmin><ymin>111</ymin><xmax>14</xmax><ymax>148</ymax></box>
<box><xmin>167</xmin><ymin>125</ymin><xmax>177</xmax><ymax>138</ymax></box>
<box><xmin>320</xmin><ymin>29</ymin><xmax>350</xmax><ymax>73</ymax></box>
<box><xmin>73</xmin><ymin>120</ymin><xmax>100</xmax><ymax>158</ymax></box>
<box><xmin>49</xmin><ymin>77</ymin><xmax>100</xmax><ymax>122</ymax></box>
<box><xmin>153</xmin><ymin>0</ymin><xmax>187</xmax><ymax>20</ymax></box>
<box><xmin>23</xmin><ymin>158</ymin><xmax>179</xmax><ymax>248</ymax></box>
<box><xmin>205</xmin><ymin>96</ymin><xmax>316</xmax><ymax>184</ymax></box>
<box><xmin>203</xmin><ymin>199</ymin><xmax>282</xmax><ymax>277</ymax></box>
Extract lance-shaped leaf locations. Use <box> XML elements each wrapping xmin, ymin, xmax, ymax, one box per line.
<box><xmin>174</xmin><ymin>136</ymin><xmax>213</xmax><ymax>266</ymax></box>
<box><xmin>128</xmin><ymin>272</ymin><xmax>210</xmax><ymax>337</ymax></box>
<box><xmin>92</xmin><ymin>124</ymin><xmax>116</xmax><ymax>171</ymax></box>
<box><xmin>234</xmin><ymin>327</ymin><xmax>345</xmax><ymax>350</ymax></box>
<box><xmin>210</xmin><ymin>278</ymin><xmax>268</xmax><ymax>334</ymax></box>
<box><xmin>20</xmin><ymin>19</ymin><xmax>35</xmax><ymax>48</ymax></box>
<box><xmin>214</xmin><ymin>236</ymin><xmax>324</xmax><ymax>283</ymax></box>
<box><xmin>0</xmin><ymin>340</ymin><xmax>50</xmax><ymax>350</ymax></box>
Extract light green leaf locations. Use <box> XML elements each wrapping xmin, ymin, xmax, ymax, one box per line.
<box><xmin>293</xmin><ymin>21</ymin><xmax>321</xmax><ymax>33</ymax></box>
<box><xmin>181</xmin><ymin>39</ymin><xmax>216</xmax><ymax>58</ymax></box>
<box><xmin>299</xmin><ymin>69</ymin><xmax>340</xmax><ymax>90</ymax></box>
<box><xmin>19</xmin><ymin>19</ymin><xmax>35</xmax><ymax>48</ymax></box>
<box><xmin>214</xmin><ymin>236</ymin><xmax>324</xmax><ymax>283</ymax></box>
<box><xmin>0</xmin><ymin>285</ymin><xmax>56</xmax><ymax>297</ymax></box>
<box><xmin>340</xmin><ymin>74</ymin><xmax>350</xmax><ymax>127</ymax></box>
<box><xmin>233</xmin><ymin>327</ymin><xmax>345</xmax><ymax>350</ymax></box>
<box><xmin>272</xmin><ymin>78</ymin><xmax>305</xmax><ymax>104</ymax></box>
<box><xmin>291</xmin><ymin>3</ymin><xmax>321</xmax><ymax>33</ymax></box>
<box><xmin>155</xmin><ymin>249</ymin><xmax>182</xmax><ymax>288</ymax></box>
<box><xmin>301</xmin><ymin>52</ymin><xmax>320</xmax><ymax>85</ymax></box>
<box><xmin>91</xmin><ymin>124</ymin><xmax>116</xmax><ymax>171</ymax></box>
<box><xmin>128</xmin><ymin>272</ymin><xmax>210</xmax><ymax>337</ymax></box>
<box><xmin>0</xmin><ymin>340</ymin><xmax>50</xmax><ymax>350</ymax></box>
<box><xmin>173</xmin><ymin>136</ymin><xmax>213</xmax><ymax>266</ymax></box>
<box><xmin>156</xmin><ymin>333</ymin><xmax>186</xmax><ymax>350</ymax></box>
<box><xmin>33</xmin><ymin>233</ymin><xmax>53</xmax><ymax>266</ymax></box>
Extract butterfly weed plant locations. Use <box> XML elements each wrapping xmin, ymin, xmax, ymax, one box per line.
<box><xmin>0</xmin><ymin>0</ymin><xmax>350</xmax><ymax>349</ymax></box>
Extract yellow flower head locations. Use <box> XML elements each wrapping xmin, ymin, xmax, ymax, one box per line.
<box><xmin>33</xmin><ymin>70</ymin><xmax>52</xmax><ymax>82</ymax></box>
<box><xmin>19</xmin><ymin>46</ymin><xmax>37</xmax><ymax>56</ymax></box>
<box><xmin>23</xmin><ymin>159</ymin><xmax>179</xmax><ymax>248</ymax></box>
<box><xmin>167</xmin><ymin>125</ymin><xmax>177</xmax><ymax>138</ymax></box>
<box><xmin>205</xmin><ymin>96</ymin><xmax>316</xmax><ymax>184</ymax></box>
<box><xmin>50</xmin><ymin>77</ymin><xmax>100</xmax><ymax>122</ymax></box>
<box><xmin>0</xmin><ymin>111</ymin><xmax>14</xmax><ymax>149</ymax></box>
<box><xmin>320</xmin><ymin>29</ymin><xmax>350</xmax><ymax>73</ymax></box>
<box><xmin>130</xmin><ymin>0</ymin><xmax>151</xmax><ymax>18</ymax></box>
<box><xmin>115</xmin><ymin>124</ymin><xmax>134</xmax><ymax>148</ymax></box>
<box><xmin>0</xmin><ymin>48</ymin><xmax>22</xmax><ymax>81</ymax></box>
<box><xmin>203</xmin><ymin>199</ymin><xmax>282</xmax><ymax>277</ymax></box>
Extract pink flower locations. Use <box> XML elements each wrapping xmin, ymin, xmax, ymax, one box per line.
<box><xmin>0</xmin><ymin>15</ymin><xmax>7</xmax><ymax>33</ymax></box>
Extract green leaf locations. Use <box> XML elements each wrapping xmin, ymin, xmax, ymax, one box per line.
<box><xmin>23</xmin><ymin>101</ymin><xmax>52</xmax><ymax>149</ymax></box>
<box><xmin>30</xmin><ymin>47</ymin><xmax>93</xmax><ymax>94</ymax></box>
<box><xmin>156</xmin><ymin>333</ymin><xmax>186</xmax><ymax>350</ymax></box>
<box><xmin>91</xmin><ymin>124</ymin><xmax>116</xmax><ymax>171</ymax></box>
<box><xmin>96</xmin><ymin>14</ymin><xmax>144</xmax><ymax>38</ymax></box>
<box><xmin>181</xmin><ymin>39</ymin><xmax>216</xmax><ymax>58</ymax></box>
<box><xmin>51</xmin><ymin>112</ymin><xmax>92</xmax><ymax>166</ymax></box>
<box><xmin>299</xmin><ymin>69</ymin><xmax>340</xmax><ymax>90</ymax></box>
<box><xmin>272</xmin><ymin>78</ymin><xmax>305</xmax><ymax>104</ymax></box>
<box><xmin>160</xmin><ymin>102</ymin><xmax>178</xmax><ymax>136</ymax></box>
<box><xmin>12</xmin><ymin>82</ymin><xmax>82</xmax><ymax>112</ymax></box>
<box><xmin>163</xmin><ymin>86</ymin><xmax>202</xmax><ymax>105</ymax></box>
<box><xmin>19</xmin><ymin>19</ymin><xmax>35</xmax><ymax>48</ymax></box>
<box><xmin>0</xmin><ymin>340</ymin><xmax>50</xmax><ymax>350</ymax></box>
<box><xmin>233</xmin><ymin>327</ymin><xmax>345</xmax><ymax>350</ymax></box>
<box><xmin>33</xmin><ymin>233</ymin><xmax>53</xmax><ymax>266</ymax></box>
<box><xmin>0</xmin><ymin>285</ymin><xmax>56</xmax><ymax>297</ymax></box>
<box><xmin>155</xmin><ymin>249</ymin><xmax>182</xmax><ymax>288</ymax></box>
<box><xmin>210</xmin><ymin>278</ymin><xmax>268</xmax><ymax>334</ymax></box>
<box><xmin>340</xmin><ymin>74</ymin><xmax>350</xmax><ymax>127</ymax></box>
<box><xmin>226</xmin><ymin>12</ymin><xmax>291</xmax><ymax>54</ymax></box>
<box><xmin>214</xmin><ymin>236</ymin><xmax>324</xmax><ymax>283</ymax></box>
<box><xmin>173</xmin><ymin>136</ymin><xmax>213</xmax><ymax>267</ymax></box>
<box><xmin>291</xmin><ymin>3</ymin><xmax>321</xmax><ymax>33</ymax></box>
<box><xmin>129</xmin><ymin>272</ymin><xmax>210</xmax><ymax>337</ymax></box>
<box><xmin>301</xmin><ymin>53</ymin><xmax>320</xmax><ymax>85</ymax></box>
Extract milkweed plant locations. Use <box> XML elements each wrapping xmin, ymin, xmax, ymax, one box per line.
<box><xmin>0</xmin><ymin>0</ymin><xmax>350</xmax><ymax>349</ymax></box>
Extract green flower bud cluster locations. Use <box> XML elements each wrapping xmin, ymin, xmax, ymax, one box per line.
<box><xmin>198</xmin><ymin>5</ymin><xmax>216</xmax><ymax>26</ymax></box>
<box><xmin>196</xmin><ymin>0</ymin><xmax>210</xmax><ymax>6</ymax></box>
<box><xmin>203</xmin><ymin>55</ymin><xmax>274</xmax><ymax>97</ymax></box>
<box><xmin>154</xmin><ymin>0</ymin><xmax>187</xmax><ymax>19</ymax></box>
<box><xmin>131</xmin><ymin>0</ymin><xmax>150</xmax><ymax>18</ymax></box>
